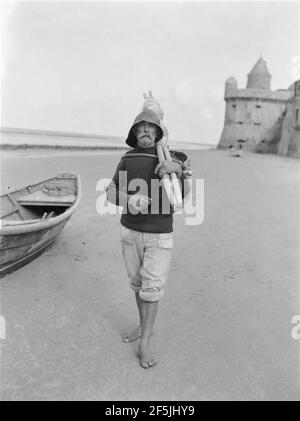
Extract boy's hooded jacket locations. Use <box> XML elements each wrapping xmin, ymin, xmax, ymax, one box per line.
<box><xmin>125</xmin><ymin>109</ymin><xmax>164</xmax><ymax>148</ymax></box>
<box><xmin>107</xmin><ymin>109</ymin><xmax>189</xmax><ymax>233</ymax></box>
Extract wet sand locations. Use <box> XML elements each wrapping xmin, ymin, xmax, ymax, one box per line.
<box><xmin>0</xmin><ymin>149</ymin><xmax>299</xmax><ymax>400</ymax></box>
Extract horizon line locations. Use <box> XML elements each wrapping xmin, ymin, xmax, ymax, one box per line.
<box><xmin>0</xmin><ymin>126</ymin><xmax>216</xmax><ymax>146</ymax></box>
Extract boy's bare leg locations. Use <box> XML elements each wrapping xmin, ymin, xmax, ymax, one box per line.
<box><xmin>122</xmin><ymin>292</ymin><xmax>144</xmax><ymax>342</ymax></box>
<box><xmin>138</xmin><ymin>300</ymin><xmax>158</xmax><ymax>368</ymax></box>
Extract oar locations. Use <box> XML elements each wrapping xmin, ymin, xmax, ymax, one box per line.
<box><xmin>160</xmin><ymin>140</ymin><xmax>183</xmax><ymax>210</ymax></box>
<box><xmin>156</xmin><ymin>142</ymin><xmax>176</xmax><ymax>207</ymax></box>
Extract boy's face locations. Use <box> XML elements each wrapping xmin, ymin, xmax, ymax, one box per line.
<box><xmin>134</xmin><ymin>121</ymin><xmax>158</xmax><ymax>148</ymax></box>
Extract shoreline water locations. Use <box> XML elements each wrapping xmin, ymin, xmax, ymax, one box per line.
<box><xmin>0</xmin><ymin>128</ymin><xmax>216</xmax><ymax>151</ymax></box>
<box><xmin>0</xmin><ymin>141</ymin><xmax>215</xmax><ymax>160</ymax></box>
<box><xmin>0</xmin><ymin>142</ymin><xmax>215</xmax><ymax>152</ymax></box>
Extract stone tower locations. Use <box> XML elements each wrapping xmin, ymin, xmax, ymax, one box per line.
<box><xmin>225</xmin><ymin>76</ymin><xmax>238</xmax><ymax>95</ymax></box>
<box><xmin>247</xmin><ymin>57</ymin><xmax>271</xmax><ymax>90</ymax></box>
<box><xmin>218</xmin><ymin>57</ymin><xmax>295</xmax><ymax>154</ymax></box>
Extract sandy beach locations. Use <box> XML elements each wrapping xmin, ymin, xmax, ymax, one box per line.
<box><xmin>0</xmin><ymin>148</ymin><xmax>299</xmax><ymax>401</ymax></box>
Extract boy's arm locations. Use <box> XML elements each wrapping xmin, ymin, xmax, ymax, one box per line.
<box><xmin>106</xmin><ymin>159</ymin><xmax>132</xmax><ymax>207</ymax></box>
<box><xmin>106</xmin><ymin>182</ymin><xmax>131</xmax><ymax>207</ymax></box>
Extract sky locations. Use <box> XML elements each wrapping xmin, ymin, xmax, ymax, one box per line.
<box><xmin>1</xmin><ymin>0</ymin><xmax>299</xmax><ymax>144</ymax></box>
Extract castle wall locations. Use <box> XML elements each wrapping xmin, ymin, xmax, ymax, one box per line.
<box><xmin>278</xmin><ymin>98</ymin><xmax>300</xmax><ymax>157</ymax></box>
<box><xmin>218</xmin><ymin>60</ymin><xmax>298</xmax><ymax>156</ymax></box>
<box><xmin>219</xmin><ymin>94</ymin><xmax>287</xmax><ymax>150</ymax></box>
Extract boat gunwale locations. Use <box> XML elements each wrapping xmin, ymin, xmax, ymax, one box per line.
<box><xmin>0</xmin><ymin>173</ymin><xmax>81</xmax><ymax>235</ymax></box>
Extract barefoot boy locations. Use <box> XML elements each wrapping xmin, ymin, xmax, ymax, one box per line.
<box><xmin>106</xmin><ymin>107</ymin><xmax>190</xmax><ymax>369</ymax></box>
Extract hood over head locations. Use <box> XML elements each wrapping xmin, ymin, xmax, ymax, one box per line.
<box><xmin>125</xmin><ymin>109</ymin><xmax>164</xmax><ymax>148</ymax></box>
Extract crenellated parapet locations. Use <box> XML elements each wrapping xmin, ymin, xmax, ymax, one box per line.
<box><xmin>225</xmin><ymin>88</ymin><xmax>292</xmax><ymax>103</ymax></box>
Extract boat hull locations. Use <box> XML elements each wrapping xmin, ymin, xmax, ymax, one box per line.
<box><xmin>0</xmin><ymin>218</ymin><xmax>69</xmax><ymax>278</ymax></box>
<box><xmin>0</xmin><ymin>173</ymin><xmax>81</xmax><ymax>278</ymax></box>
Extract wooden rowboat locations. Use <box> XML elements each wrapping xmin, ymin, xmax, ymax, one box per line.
<box><xmin>0</xmin><ymin>173</ymin><xmax>81</xmax><ymax>278</ymax></box>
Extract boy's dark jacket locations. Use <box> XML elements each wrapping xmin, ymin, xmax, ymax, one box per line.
<box><xmin>108</xmin><ymin>146</ymin><xmax>187</xmax><ymax>233</ymax></box>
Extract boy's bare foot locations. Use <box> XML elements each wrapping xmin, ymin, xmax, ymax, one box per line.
<box><xmin>137</xmin><ymin>342</ymin><xmax>157</xmax><ymax>369</ymax></box>
<box><xmin>122</xmin><ymin>327</ymin><xmax>153</xmax><ymax>343</ymax></box>
<box><xmin>122</xmin><ymin>326</ymin><xmax>141</xmax><ymax>343</ymax></box>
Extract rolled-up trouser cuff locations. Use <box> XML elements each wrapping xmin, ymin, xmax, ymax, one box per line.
<box><xmin>130</xmin><ymin>282</ymin><xmax>141</xmax><ymax>293</ymax></box>
<box><xmin>139</xmin><ymin>288</ymin><xmax>164</xmax><ymax>302</ymax></box>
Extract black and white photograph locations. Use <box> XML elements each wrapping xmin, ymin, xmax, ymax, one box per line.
<box><xmin>0</xmin><ymin>0</ymin><xmax>299</xmax><ymax>402</ymax></box>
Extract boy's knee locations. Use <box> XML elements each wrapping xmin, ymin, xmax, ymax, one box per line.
<box><xmin>139</xmin><ymin>288</ymin><xmax>164</xmax><ymax>302</ymax></box>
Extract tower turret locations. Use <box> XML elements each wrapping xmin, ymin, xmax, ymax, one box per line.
<box><xmin>247</xmin><ymin>57</ymin><xmax>271</xmax><ymax>90</ymax></box>
<box><xmin>225</xmin><ymin>76</ymin><xmax>237</xmax><ymax>96</ymax></box>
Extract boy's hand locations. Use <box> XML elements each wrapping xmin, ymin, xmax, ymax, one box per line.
<box><xmin>154</xmin><ymin>160</ymin><xmax>182</xmax><ymax>178</ymax></box>
<box><xmin>128</xmin><ymin>194</ymin><xmax>151</xmax><ymax>212</ymax></box>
